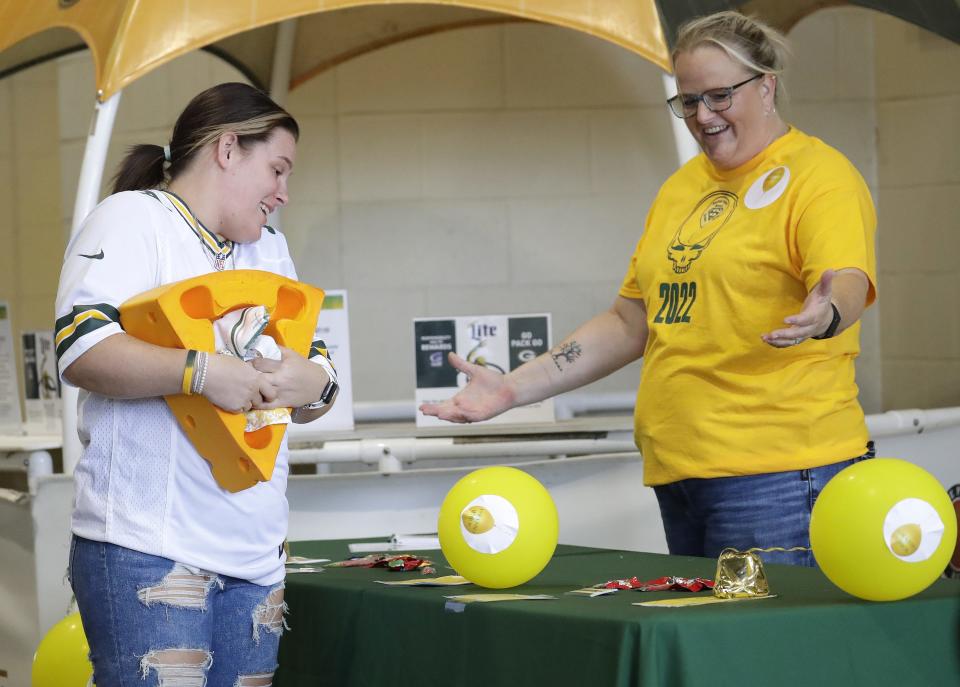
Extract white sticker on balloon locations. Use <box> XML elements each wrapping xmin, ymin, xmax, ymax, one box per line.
<box><xmin>882</xmin><ymin>498</ymin><xmax>945</xmax><ymax>562</ymax></box>
<box><xmin>459</xmin><ymin>494</ymin><xmax>519</xmax><ymax>555</ymax></box>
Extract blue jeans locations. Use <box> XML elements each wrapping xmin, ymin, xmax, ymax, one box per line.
<box><xmin>68</xmin><ymin>536</ymin><xmax>286</xmax><ymax>687</ymax></box>
<box><xmin>653</xmin><ymin>444</ymin><xmax>875</xmax><ymax>567</ymax></box>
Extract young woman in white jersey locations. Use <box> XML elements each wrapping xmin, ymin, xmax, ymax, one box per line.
<box><xmin>56</xmin><ymin>82</ymin><xmax>336</xmax><ymax>686</ymax></box>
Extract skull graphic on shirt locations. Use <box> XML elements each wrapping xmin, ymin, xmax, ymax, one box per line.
<box><xmin>667</xmin><ymin>191</ymin><xmax>738</xmax><ymax>274</ymax></box>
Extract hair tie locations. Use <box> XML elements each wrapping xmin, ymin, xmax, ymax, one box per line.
<box><xmin>162</xmin><ymin>144</ymin><xmax>172</xmax><ymax>163</ymax></box>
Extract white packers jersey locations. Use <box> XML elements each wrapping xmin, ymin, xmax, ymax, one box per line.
<box><xmin>55</xmin><ymin>190</ymin><xmax>321</xmax><ymax>585</ymax></box>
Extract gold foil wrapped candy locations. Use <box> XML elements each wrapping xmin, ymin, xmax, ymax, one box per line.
<box><xmin>714</xmin><ymin>548</ymin><xmax>770</xmax><ymax>598</ymax></box>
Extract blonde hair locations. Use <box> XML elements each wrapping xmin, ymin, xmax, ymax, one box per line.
<box><xmin>183</xmin><ymin>112</ymin><xmax>296</xmax><ymax>163</ymax></box>
<box><xmin>673</xmin><ymin>11</ymin><xmax>790</xmax><ymax>102</ymax></box>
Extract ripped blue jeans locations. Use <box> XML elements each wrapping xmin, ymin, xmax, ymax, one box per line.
<box><xmin>68</xmin><ymin>535</ymin><xmax>285</xmax><ymax>687</ymax></box>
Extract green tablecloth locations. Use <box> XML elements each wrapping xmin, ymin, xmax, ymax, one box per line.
<box><xmin>276</xmin><ymin>540</ymin><xmax>960</xmax><ymax>687</ymax></box>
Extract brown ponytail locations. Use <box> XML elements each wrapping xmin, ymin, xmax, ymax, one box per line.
<box><xmin>111</xmin><ymin>144</ymin><xmax>167</xmax><ymax>194</ymax></box>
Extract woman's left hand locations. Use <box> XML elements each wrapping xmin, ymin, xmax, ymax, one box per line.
<box><xmin>762</xmin><ymin>269</ymin><xmax>837</xmax><ymax>348</ymax></box>
<box><xmin>249</xmin><ymin>346</ymin><xmax>328</xmax><ymax>409</ymax></box>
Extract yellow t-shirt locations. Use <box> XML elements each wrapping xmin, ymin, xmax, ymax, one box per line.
<box><xmin>619</xmin><ymin>127</ymin><xmax>877</xmax><ymax>486</ymax></box>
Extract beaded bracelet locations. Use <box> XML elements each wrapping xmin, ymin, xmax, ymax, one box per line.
<box><xmin>191</xmin><ymin>351</ymin><xmax>209</xmax><ymax>396</ymax></box>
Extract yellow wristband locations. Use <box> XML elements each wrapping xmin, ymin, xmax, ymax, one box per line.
<box><xmin>182</xmin><ymin>349</ymin><xmax>198</xmax><ymax>395</ymax></box>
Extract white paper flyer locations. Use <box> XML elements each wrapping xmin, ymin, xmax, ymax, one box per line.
<box><xmin>22</xmin><ymin>330</ymin><xmax>62</xmax><ymax>434</ymax></box>
<box><xmin>414</xmin><ymin>313</ymin><xmax>554</xmax><ymax>427</ymax></box>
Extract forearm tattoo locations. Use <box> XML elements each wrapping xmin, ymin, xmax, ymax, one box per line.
<box><xmin>551</xmin><ymin>341</ymin><xmax>582</xmax><ymax>371</ymax></box>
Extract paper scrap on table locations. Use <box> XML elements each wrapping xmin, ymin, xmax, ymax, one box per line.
<box><xmin>634</xmin><ymin>594</ymin><xmax>777</xmax><ymax>608</ymax></box>
<box><xmin>567</xmin><ymin>587</ymin><xmax>618</xmax><ymax>597</ymax></box>
<box><xmin>286</xmin><ymin>557</ymin><xmax>331</xmax><ymax>565</ymax></box>
<box><xmin>348</xmin><ymin>533</ymin><xmax>441</xmax><ymax>553</ymax></box>
<box><xmin>375</xmin><ymin>575</ymin><xmax>471</xmax><ymax>587</ymax></box>
<box><xmin>445</xmin><ymin>594</ymin><xmax>556</xmax><ymax>603</ymax></box>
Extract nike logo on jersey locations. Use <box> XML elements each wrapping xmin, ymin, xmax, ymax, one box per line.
<box><xmin>79</xmin><ymin>250</ymin><xmax>105</xmax><ymax>260</ymax></box>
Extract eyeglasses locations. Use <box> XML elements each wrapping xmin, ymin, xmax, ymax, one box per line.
<box><xmin>666</xmin><ymin>73</ymin><xmax>763</xmax><ymax>119</ymax></box>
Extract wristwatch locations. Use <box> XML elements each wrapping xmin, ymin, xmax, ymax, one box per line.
<box><xmin>812</xmin><ymin>303</ymin><xmax>842</xmax><ymax>340</ymax></box>
<box><xmin>301</xmin><ymin>378</ymin><xmax>339</xmax><ymax>411</ymax></box>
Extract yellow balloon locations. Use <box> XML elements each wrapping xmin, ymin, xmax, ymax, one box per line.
<box><xmin>810</xmin><ymin>458</ymin><xmax>956</xmax><ymax>601</ymax></box>
<box><xmin>438</xmin><ymin>466</ymin><xmax>559</xmax><ymax>588</ymax></box>
<box><xmin>32</xmin><ymin>612</ymin><xmax>93</xmax><ymax>687</ymax></box>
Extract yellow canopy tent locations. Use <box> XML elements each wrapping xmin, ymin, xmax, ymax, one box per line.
<box><xmin>0</xmin><ymin>0</ymin><xmax>671</xmax><ymax>100</ymax></box>
<box><xmin>1</xmin><ymin>0</ymin><xmax>956</xmax><ymax>98</ymax></box>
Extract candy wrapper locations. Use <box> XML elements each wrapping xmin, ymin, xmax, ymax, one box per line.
<box><xmin>602</xmin><ymin>576</ymin><xmax>715</xmax><ymax>592</ymax></box>
<box><xmin>327</xmin><ymin>554</ymin><xmax>435</xmax><ymax>574</ymax></box>
<box><xmin>213</xmin><ymin>306</ymin><xmax>291</xmax><ymax>432</ymax></box>
<box><xmin>713</xmin><ymin>548</ymin><xmax>770</xmax><ymax>598</ymax></box>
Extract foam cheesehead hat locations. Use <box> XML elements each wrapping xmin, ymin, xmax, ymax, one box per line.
<box><xmin>120</xmin><ymin>269</ymin><xmax>323</xmax><ymax>492</ymax></box>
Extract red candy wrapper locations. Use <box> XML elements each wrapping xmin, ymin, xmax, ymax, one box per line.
<box><xmin>328</xmin><ymin>554</ymin><xmax>434</xmax><ymax>573</ymax></box>
<box><xmin>602</xmin><ymin>576</ymin><xmax>714</xmax><ymax>592</ymax></box>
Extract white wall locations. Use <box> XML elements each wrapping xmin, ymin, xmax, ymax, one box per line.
<box><xmin>0</xmin><ymin>62</ymin><xmax>63</xmax><ymax>424</ymax></box>
<box><xmin>872</xmin><ymin>14</ymin><xmax>960</xmax><ymax>410</ymax></box>
<box><xmin>283</xmin><ymin>23</ymin><xmax>670</xmax><ymax>403</ymax></box>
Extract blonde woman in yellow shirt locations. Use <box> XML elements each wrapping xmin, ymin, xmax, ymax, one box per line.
<box><xmin>421</xmin><ymin>12</ymin><xmax>876</xmax><ymax>568</ymax></box>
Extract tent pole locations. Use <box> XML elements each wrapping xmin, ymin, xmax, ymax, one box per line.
<box><xmin>269</xmin><ymin>19</ymin><xmax>297</xmax><ymax>106</ymax></box>
<box><xmin>62</xmin><ymin>91</ymin><xmax>121</xmax><ymax>476</ymax></box>
<box><xmin>267</xmin><ymin>18</ymin><xmax>297</xmax><ymax>231</ymax></box>
<box><xmin>661</xmin><ymin>73</ymin><xmax>699</xmax><ymax>166</ymax></box>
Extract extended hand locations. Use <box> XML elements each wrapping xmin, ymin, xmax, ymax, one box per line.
<box><xmin>418</xmin><ymin>352</ymin><xmax>516</xmax><ymax>423</ymax></box>
<box><xmin>762</xmin><ymin>269</ymin><xmax>837</xmax><ymax>348</ymax></box>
